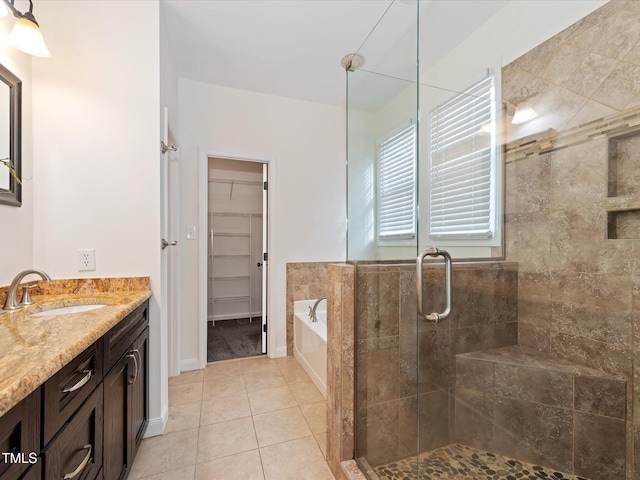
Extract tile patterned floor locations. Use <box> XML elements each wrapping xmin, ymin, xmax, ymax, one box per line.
<box><xmin>372</xmin><ymin>444</ymin><xmax>590</xmax><ymax>480</ymax></box>
<box><xmin>130</xmin><ymin>355</ymin><xmax>334</xmax><ymax>480</ymax></box>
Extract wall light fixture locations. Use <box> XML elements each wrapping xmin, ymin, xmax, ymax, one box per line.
<box><xmin>511</xmin><ymin>87</ymin><xmax>537</xmax><ymax>124</ymax></box>
<box><xmin>1</xmin><ymin>0</ymin><xmax>50</xmax><ymax>57</ymax></box>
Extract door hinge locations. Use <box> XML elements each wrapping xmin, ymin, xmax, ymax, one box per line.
<box><xmin>263</xmin><ymin>252</ymin><xmax>268</xmax><ymax>262</ymax></box>
<box><xmin>263</xmin><ymin>323</ymin><xmax>267</xmax><ymax>333</ymax></box>
<box><xmin>263</xmin><ymin>181</ymin><xmax>268</xmax><ymax>190</ymax></box>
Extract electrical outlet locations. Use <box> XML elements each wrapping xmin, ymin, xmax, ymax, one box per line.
<box><xmin>77</xmin><ymin>249</ymin><xmax>96</xmax><ymax>271</ymax></box>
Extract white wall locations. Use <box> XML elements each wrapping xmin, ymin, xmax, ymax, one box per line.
<box><xmin>31</xmin><ymin>1</ymin><xmax>165</xmax><ymax>433</ymax></box>
<box><xmin>0</xmin><ymin>16</ymin><xmax>33</xmax><ymax>285</ymax></box>
<box><xmin>179</xmin><ymin>79</ymin><xmax>345</xmax><ymax>362</ymax></box>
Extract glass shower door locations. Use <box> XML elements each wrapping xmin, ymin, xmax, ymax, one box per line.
<box><xmin>348</xmin><ymin>1</ymin><xmax>509</xmax><ymax>478</ymax></box>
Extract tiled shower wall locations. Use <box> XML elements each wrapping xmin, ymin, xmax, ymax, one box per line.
<box><xmin>352</xmin><ymin>262</ymin><xmax>518</xmax><ymax>467</ymax></box>
<box><xmin>502</xmin><ymin>1</ymin><xmax>640</xmax><ymax>477</ymax></box>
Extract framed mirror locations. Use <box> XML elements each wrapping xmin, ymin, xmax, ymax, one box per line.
<box><xmin>0</xmin><ymin>63</ymin><xmax>21</xmax><ymax>207</ymax></box>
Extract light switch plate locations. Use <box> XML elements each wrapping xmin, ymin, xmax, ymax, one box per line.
<box><xmin>186</xmin><ymin>226</ymin><xmax>196</xmax><ymax>240</ymax></box>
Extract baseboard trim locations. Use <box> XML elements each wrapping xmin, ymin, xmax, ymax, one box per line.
<box><xmin>180</xmin><ymin>357</ymin><xmax>201</xmax><ymax>372</ymax></box>
<box><xmin>144</xmin><ymin>403</ymin><xmax>168</xmax><ymax>438</ymax></box>
<box><xmin>272</xmin><ymin>346</ymin><xmax>287</xmax><ymax>358</ymax></box>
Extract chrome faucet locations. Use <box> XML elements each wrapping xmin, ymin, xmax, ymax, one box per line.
<box><xmin>3</xmin><ymin>269</ymin><xmax>52</xmax><ymax>311</ymax></box>
<box><xmin>308</xmin><ymin>297</ymin><xmax>326</xmax><ymax>323</ymax></box>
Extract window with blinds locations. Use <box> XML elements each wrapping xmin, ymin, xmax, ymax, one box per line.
<box><xmin>377</xmin><ymin>123</ymin><xmax>417</xmax><ymax>242</ymax></box>
<box><xmin>429</xmin><ymin>75</ymin><xmax>497</xmax><ymax>240</ymax></box>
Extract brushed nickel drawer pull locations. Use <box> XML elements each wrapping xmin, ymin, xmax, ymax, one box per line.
<box><xmin>127</xmin><ymin>353</ymin><xmax>138</xmax><ymax>384</ymax></box>
<box><xmin>63</xmin><ymin>443</ymin><xmax>92</xmax><ymax>480</ymax></box>
<box><xmin>132</xmin><ymin>349</ymin><xmax>142</xmax><ymax>380</ymax></box>
<box><xmin>61</xmin><ymin>370</ymin><xmax>92</xmax><ymax>393</ymax></box>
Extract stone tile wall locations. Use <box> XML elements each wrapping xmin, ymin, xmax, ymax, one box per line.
<box><xmin>285</xmin><ymin>262</ymin><xmax>337</xmax><ymax>355</ymax></box>
<box><xmin>351</xmin><ymin>262</ymin><xmax>518</xmax><ymax>468</ymax></box>
<box><xmin>502</xmin><ymin>2</ymin><xmax>640</xmax><ymax>477</ymax></box>
<box><xmin>326</xmin><ymin>263</ymin><xmax>355</xmax><ymax>480</ymax></box>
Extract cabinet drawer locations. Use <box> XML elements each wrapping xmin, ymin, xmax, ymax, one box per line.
<box><xmin>41</xmin><ymin>386</ymin><xmax>103</xmax><ymax>480</ymax></box>
<box><xmin>103</xmin><ymin>302</ymin><xmax>148</xmax><ymax>373</ymax></box>
<box><xmin>42</xmin><ymin>342</ymin><xmax>102</xmax><ymax>446</ymax></box>
<box><xmin>0</xmin><ymin>391</ymin><xmax>40</xmax><ymax>480</ymax></box>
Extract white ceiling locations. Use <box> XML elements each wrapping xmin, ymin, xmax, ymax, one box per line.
<box><xmin>160</xmin><ymin>0</ymin><xmax>511</xmax><ymax>108</ymax></box>
<box><xmin>161</xmin><ymin>0</ymin><xmax>395</xmax><ymax>107</ymax></box>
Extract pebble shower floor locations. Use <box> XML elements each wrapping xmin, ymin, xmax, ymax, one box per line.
<box><xmin>372</xmin><ymin>444</ymin><xmax>590</xmax><ymax>480</ymax></box>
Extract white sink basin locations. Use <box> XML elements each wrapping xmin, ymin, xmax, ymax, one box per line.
<box><xmin>31</xmin><ymin>304</ymin><xmax>107</xmax><ymax>316</ymax></box>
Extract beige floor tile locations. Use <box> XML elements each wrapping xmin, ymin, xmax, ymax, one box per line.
<box><xmin>169</xmin><ymin>382</ymin><xmax>203</xmax><ymax>406</ymax></box>
<box><xmin>133</xmin><ymin>356</ymin><xmax>334</xmax><ymax>480</ymax></box>
<box><xmin>247</xmin><ymin>385</ymin><xmax>298</xmax><ymax>415</ymax></box>
<box><xmin>205</xmin><ymin>360</ymin><xmax>244</xmax><ymax>380</ymax></box>
<box><xmin>202</xmin><ymin>374</ymin><xmax>246</xmax><ymax>399</ymax></box>
<box><xmin>260</xmin><ymin>436</ymin><xmax>334</xmax><ymax>480</ymax></box>
<box><xmin>300</xmin><ymin>401</ymin><xmax>327</xmax><ymax>434</ymax></box>
<box><xmin>194</xmin><ymin>450</ymin><xmax>265</xmax><ymax>480</ymax></box>
<box><xmin>238</xmin><ymin>355</ymin><xmax>279</xmax><ymax>373</ymax></box>
<box><xmin>135</xmin><ymin>465</ymin><xmax>195</xmax><ymax>480</ymax></box>
<box><xmin>253</xmin><ymin>406</ymin><xmax>312</xmax><ymax>447</ymax></box>
<box><xmin>288</xmin><ymin>380</ymin><xmax>324</xmax><ymax>406</ymax></box>
<box><xmin>243</xmin><ymin>369</ymin><xmax>287</xmax><ymax>393</ymax></box>
<box><xmin>169</xmin><ymin>369</ymin><xmax>205</xmax><ymax>387</ymax></box>
<box><xmin>315</xmin><ymin>433</ymin><xmax>328</xmax><ymax>459</ymax></box>
<box><xmin>279</xmin><ymin>362</ymin><xmax>312</xmax><ymax>385</ymax></box>
<box><xmin>197</xmin><ymin>416</ymin><xmax>258</xmax><ymax>463</ymax></box>
<box><xmin>165</xmin><ymin>401</ymin><xmax>201</xmax><ymax>434</ymax></box>
<box><xmin>274</xmin><ymin>356</ymin><xmax>300</xmax><ymax>369</ymax></box>
<box><xmin>129</xmin><ymin>429</ymin><xmax>198</xmax><ymax>479</ymax></box>
<box><xmin>200</xmin><ymin>393</ymin><xmax>251</xmax><ymax>426</ymax></box>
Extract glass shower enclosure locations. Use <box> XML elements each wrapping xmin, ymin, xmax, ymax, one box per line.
<box><xmin>348</xmin><ymin>1</ymin><xmax>631</xmax><ymax>479</ymax></box>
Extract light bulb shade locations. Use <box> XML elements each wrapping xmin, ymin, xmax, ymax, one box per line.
<box><xmin>511</xmin><ymin>100</ymin><xmax>537</xmax><ymax>124</ymax></box>
<box><xmin>7</xmin><ymin>16</ymin><xmax>50</xmax><ymax>57</ymax></box>
<box><xmin>0</xmin><ymin>3</ymin><xmax>8</xmax><ymax>17</ymax></box>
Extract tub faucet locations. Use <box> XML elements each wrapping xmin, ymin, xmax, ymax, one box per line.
<box><xmin>3</xmin><ymin>269</ymin><xmax>52</xmax><ymax>311</ymax></box>
<box><xmin>308</xmin><ymin>297</ymin><xmax>326</xmax><ymax>323</ymax></box>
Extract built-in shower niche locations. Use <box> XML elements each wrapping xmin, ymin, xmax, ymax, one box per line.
<box><xmin>606</xmin><ymin>132</ymin><xmax>640</xmax><ymax>240</ymax></box>
<box><xmin>607</xmin><ymin>131</ymin><xmax>640</xmax><ymax>198</ymax></box>
<box><xmin>607</xmin><ymin>209</ymin><xmax>640</xmax><ymax>240</ymax></box>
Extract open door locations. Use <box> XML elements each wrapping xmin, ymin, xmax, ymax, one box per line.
<box><xmin>161</xmin><ymin>107</ymin><xmax>180</xmax><ymax>376</ymax></box>
<box><xmin>261</xmin><ymin>163</ymin><xmax>268</xmax><ymax>354</ymax></box>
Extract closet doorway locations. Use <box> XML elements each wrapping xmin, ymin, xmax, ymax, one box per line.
<box><xmin>207</xmin><ymin>157</ymin><xmax>267</xmax><ymax>362</ymax></box>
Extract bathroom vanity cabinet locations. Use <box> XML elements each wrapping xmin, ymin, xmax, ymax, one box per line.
<box><xmin>103</xmin><ymin>302</ymin><xmax>149</xmax><ymax>480</ymax></box>
<box><xmin>0</xmin><ymin>299</ymin><xmax>149</xmax><ymax>480</ymax></box>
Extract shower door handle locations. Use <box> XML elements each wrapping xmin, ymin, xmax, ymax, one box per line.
<box><xmin>416</xmin><ymin>247</ymin><xmax>452</xmax><ymax>323</ymax></box>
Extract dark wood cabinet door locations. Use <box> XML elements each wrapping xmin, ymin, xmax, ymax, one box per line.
<box><xmin>129</xmin><ymin>328</ymin><xmax>148</xmax><ymax>462</ymax></box>
<box><xmin>103</xmin><ymin>354</ymin><xmax>131</xmax><ymax>480</ymax></box>
<box><xmin>41</xmin><ymin>385</ymin><xmax>103</xmax><ymax>480</ymax></box>
<box><xmin>17</xmin><ymin>464</ymin><xmax>41</xmax><ymax>480</ymax></box>
<box><xmin>0</xmin><ymin>390</ymin><xmax>40</xmax><ymax>480</ymax></box>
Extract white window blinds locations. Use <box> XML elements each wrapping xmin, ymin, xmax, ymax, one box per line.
<box><xmin>377</xmin><ymin>123</ymin><xmax>417</xmax><ymax>241</ymax></box>
<box><xmin>429</xmin><ymin>75</ymin><xmax>496</xmax><ymax>239</ymax></box>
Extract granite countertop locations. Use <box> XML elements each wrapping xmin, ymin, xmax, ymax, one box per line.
<box><xmin>0</xmin><ymin>277</ymin><xmax>152</xmax><ymax>417</ymax></box>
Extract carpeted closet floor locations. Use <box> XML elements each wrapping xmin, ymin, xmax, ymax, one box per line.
<box><xmin>207</xmin><ymin>317</ymin><xmax>263</xmax><ymax>362</ymax></box>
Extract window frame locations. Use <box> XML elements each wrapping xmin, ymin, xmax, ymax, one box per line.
<box><xmin>427</xmin><ymin>73</ymin><xmax>502</xmax><ymax>247</ymax></box>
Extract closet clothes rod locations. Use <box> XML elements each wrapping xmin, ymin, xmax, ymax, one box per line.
<box><xmin>209</xmin><ymin>212</ymin><xmax>263</xmax><ymax>217</ymax></box>
<box><xmin>209</xmin><ymin>178</ymin><xmax>263</xmax><ymax>186</ymax></box>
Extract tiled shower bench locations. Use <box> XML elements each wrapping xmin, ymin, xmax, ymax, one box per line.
<box><xmin>455</xmin><ymin>345</ymin><xmax>626</xmax><ymax>479</ymax></box>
